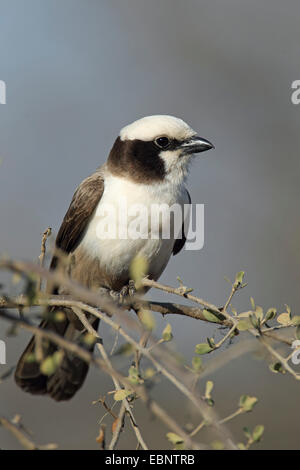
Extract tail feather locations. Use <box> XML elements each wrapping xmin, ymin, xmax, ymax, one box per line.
<box><xmin>15</xmin><ymin>310</ymin><xmax>99</xmax><ymax>401</ymax></box>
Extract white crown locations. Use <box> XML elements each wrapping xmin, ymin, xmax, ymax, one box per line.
<box><xmin>120</xmin><ymin>115</ymin><xmax>196</xmax><ymax>142</ymax></box>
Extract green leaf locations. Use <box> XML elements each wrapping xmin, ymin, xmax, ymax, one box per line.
<box><xmin>205</xmin><ymin>380</ymin><xmax>214</xmax><ymax>398</ymax></box>
<box><xmin>25</xmin><ymin>353</ymin><xmax>37</xmax><ymax>364</ymax></box>
<box><xmin>250</xmin><ymin>297</ymin><xmax>256</xmax><ymax>310</ymax></box>
<box><xmin>202</xmin><ymin>309</ymin><xmax>223</xmax><ymax>324</ymax></box>
<box><xmin>195</xmin><ymin>343</ymin><xmax>214</xmax><ymax>355</ymax></box>
<box><xmin>237</xmin><ymin>443</ymin><xmax>247</xmax><ymax>450</ymax></box>
<box><xmin>192</xmin><ymin>356</ymin><xmax>203</xmax><ymax>372</ymax></box>
<box><xmin>207</xmin><ymin>337</ymin><xmax>215</xmax><ymax>348</ymax></box>
<box><xmin>114</xmin><ymin>343</ymin><xmax>135</xmax><ymax>357</ymax></box>
<box><xmin>139</xmin><ymin>309</ymin><xmax>156</xmax><ymax>331</ymax></box>
<box><xmin>40</xmin><ymin>351</ymin><xmax>63</xmax><ymax>377</ymax></box>
<box><xmin>82</xmin><ymin>333</ymin><xmax>97</xmax><ymax>347</ymax></box>
<box><xmin>130</xmin><ymin>255</ymin><xmax>148</xmax><ymax>289</ymax></box>
<box><xmin>249</xmin><ymin>314</ymin><xmax>259</xmax><ymax>329</ymax></box>
<box><xmin>162</xmin><ymin>323</ymin><xmax>173</xmax><ymax>342</ymax></box>
<box><xmin>237</xmin><ymin>319</ymin><xmax>252</xmax><ymax>331</ymax></box>
<box><xmin>205</xmin><ymin>398</ymin><xmax>215</xmax><ymax>407</ymax></box>
<box><xmin>54</xmin><ymin>311</ymin><xmax>66</xmax><ymax>323</ymax></box>
<box><xmin>265</xmin><ymin>308</ymin><xmax>277</xmax><ymax>322</ymax></box>
<box><xmin>234</xmin><ymin>271</ymin><xmax>245</xmax><ymax>286</ymax></box>
<box><xmin>128</xmin><ymin>366</ymin><xmax>142</xmax><ymax>385</ymax></box>
<box><xmin>269</xmin><ymin>362</ymin><xmax>286</xmax><ymax>374</ymax></box>
<box><xmin>231</xmin><ymin>307</ymin><xmax>237</xmax><ymax>316</ymax></box>
<box><xmin>144</xmin><ymin>368</ymin><xmax>156</xmax><ymax>379</ymax></box>
<box><xmin>277</xmin><ymin>313</ymin><xmax>291</xmax><ymax>326</ymax></box>
<box><xmin>252</xmin><ymin>425</ymin><xmax>264</xmax><ymax>442</ymax></box>
<box><xmin>291</xmin><ymin>316</ymin><xmax>300</xmax><ymax>326</ymax></box>
<box><xmin>238</xmin><ymin>311</ymin><xmax>252</xmax><ymax>318</ymax></box>
<box><xmin>211</xmin><ymin>440</ymin><xmax>225</xmax><ymax>450</ymax></box>
<box><xmin>239</xmin><ymin>395</ymin><xmax>258</xmax><ymax>412</ymax></box>
<box><xmin>114</xmin><ymin>389</ymin><xmax>131</xmax><ymax>401</ymax></box>
<box><xmin>166</xmin><ymin>432</ymin><xmax>184</xmax><ymax>445</ymax></box>
<box><xmin>255</xmin><ymin>306</ymin><xmax>264</xmax><ymax>320</ymax></box>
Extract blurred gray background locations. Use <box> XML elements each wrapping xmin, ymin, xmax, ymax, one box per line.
<box><xmin>1</xmin><ymin>0</ymin><xmax>300</xmax><ymax>450</ymax></box>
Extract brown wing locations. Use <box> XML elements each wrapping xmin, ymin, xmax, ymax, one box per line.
<box><xmin>50</xmin><ymin>170</ymin><xmax>104</xmax><ymax>270</ymax></box>
<box><xmin>172</xmin><ymin>190</ymin><xmax>191</xmax><ymax>256</ymax></box>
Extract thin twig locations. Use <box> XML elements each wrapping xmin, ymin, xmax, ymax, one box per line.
<box><xmin>71</xmin><ymin>306</ymin><xmax>149</xmax><ymax>450</ymax></box>
<box><xmin>0</xmin><ymin>416</ymin><xmax>57</xmax><ymax>450</ymax></box>
<box><xmin>37</xmin><ymin>228</ymin><xmax>52</xmax><ymax>291</ymax></box>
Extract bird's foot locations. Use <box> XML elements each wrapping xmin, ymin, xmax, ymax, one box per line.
<box><xmin>110</xmin><ymin>280</ymin><xmax>136</xmax><ymax>306</ymax></box>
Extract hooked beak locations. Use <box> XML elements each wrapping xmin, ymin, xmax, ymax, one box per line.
<box><xmin>180</xmin><ymin>135</ymin><xmax>215</xmax><ymax>155</ymax></box>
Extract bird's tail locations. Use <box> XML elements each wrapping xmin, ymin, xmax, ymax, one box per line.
<box><xmin>15</xmin><ymin>309</ymin><xmax>99</xmax><ymax>401</ymax></box>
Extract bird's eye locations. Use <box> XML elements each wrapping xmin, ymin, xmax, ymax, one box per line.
<box><xmin>154</xmin><ymin>136</ymin><xmax>170</xmax><ymax>149</ymax></box>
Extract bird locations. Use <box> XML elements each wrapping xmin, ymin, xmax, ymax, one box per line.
<box><xmin>15</xmin><ymin>115</ymin><xmax>214</xmax><ymax>401</ymax></box>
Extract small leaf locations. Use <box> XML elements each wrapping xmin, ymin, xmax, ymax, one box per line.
<box><xmin>205</xmin><ymin>380</ymin><xmax>214</xmax><ymax>398</ymax></box>
<box><xmin>195</xmin><ymin>343</ymin><xmax>214</xmax><ymax>355</ymax></box>
<box><xmin>234</xmin><ymin>271</ymin><xmax>245</xmax><ymax>286</ymax></box>
<box><xmin>265</xmin><ymin>308</ymin><xmax>277</xmax><ymax>322</ymax></box>
<box><xmin>255</xmin><ymin>306</ymin><xmax>264</xmax><ymax>320</ymax></box>
<box><xmin>237</xmin><ymin>319</ymin><xmax>252</xmax><ymax>331</ymax></box>
<box><xmin>166</xmin><ymin>432</ymin><xmax>184</xmax><ymax>445</ymax></box>
<box><xmin>238</xmin><ymin>311</ymin><xmax>252</xmax><ymax>318</ymax></box>
<box><xmin>139</xmin><ymin>309</ymin><xmax>156</xmax><ymax>331</ymax></box>
<box><xmin>128</xmin><ymin>366</ymin><xmax>142</xmax><ymax>385</ymax></box>
<box><xmin>130</xmin><ymin>255</ymin><xmax>148</xmax><ymax>289</ymax></box>
<box><xmin>205</xmin><ymin>398</ymin><xmax>215</xmax><ymax>407</ymax></box>
<box><xmin>249</xmin><ymin>314</ymin><xmax>259</xmax><ymax>329</ymax></box>
<box><xmin>291</xmin><ymin>316</ymin><xmax>300</xmax><ymax>326</ymax></box>
<box><xmin>162</xmin><ymin>323</ymin><xmax>173</xmax><ymax>342</ymax></box>
<box><xmin>202</xmin><ymin>309</ymin><xmax>223</xmax><ymax>324</ymax></box>
<box><xmin>114</xmin><ymin>343</ymin><xmax>135</xmax><ymax>357</ymax></box>
<box><xmin>252</xmin><ymin>425</ymin><xmax>264</xmax><ymax>442</ymax></box>
<box><xmin>192</xmin><ymin>356</ymin><xmax>203</xmax><ymax>372</ymax></box>
<box><xmin>54</xmin><ymin>311</ymin><xmax>66</xmax><ymax>323</ymax></box>
<box><xmin>25</xmin><ymin>353</ymin><xmax>37</xmax><ymax>364</ymax></box>
<box><xmin>250</xmin><ymin>297</ymin><xmax>256</xmax><ymax>310</ymax></box>
<box><xmin>144</xmin><ymin>368</ymin><xmax>156</xmax><ymax>379</ymax></box>
<box><xmin>237</xmin><ymin>443</ymin><xmax>247</xmax><ymax>450</ymax></box>
<box><xmin>211</xmin><ymin>440</ymin><xmax>225</xmax><ymax>450</ymax></box>
<box><xmin>40</xmin><ymin>351</ymin><xmax>63</xmax><ymax>376</ymax></box>
<box><xmin>239</xmin><ymin>395</ymin><xmax>258</xmax><ymax>412</ymax></box>
<box><xmin>231</xmin><ymin>307</ymin><xmax>237</xmax><ymax>316</ymax></box>
<box><xmin>277</xmin><ymin>313</ymin><xmax>291</xmax><ymax>326</ymax></box>
<box><xmin>82</xmin><ymin>333</ymin><xmax>97</xmax><ymax>347</ymax></box>
<box><xmin>114</xmin><ymin>389</ymin><xmax>131</xmax><ymax>401</ymax></box>
<box><xmin>269</xmin><ymin>362</ymin><xmax>286</xmax><ymax>374</ymax></box>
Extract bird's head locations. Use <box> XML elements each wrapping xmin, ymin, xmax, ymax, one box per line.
<box><xmin>107</xmin><ymin>115</ymin><xmax>214</xmax><ymax>184</ymax></box>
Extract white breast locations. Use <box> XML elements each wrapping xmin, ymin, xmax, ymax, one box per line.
<box><xmin>80</xmin><ymin>173</ymin><xmax>190</xmax><ymax>281</ymax></box>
